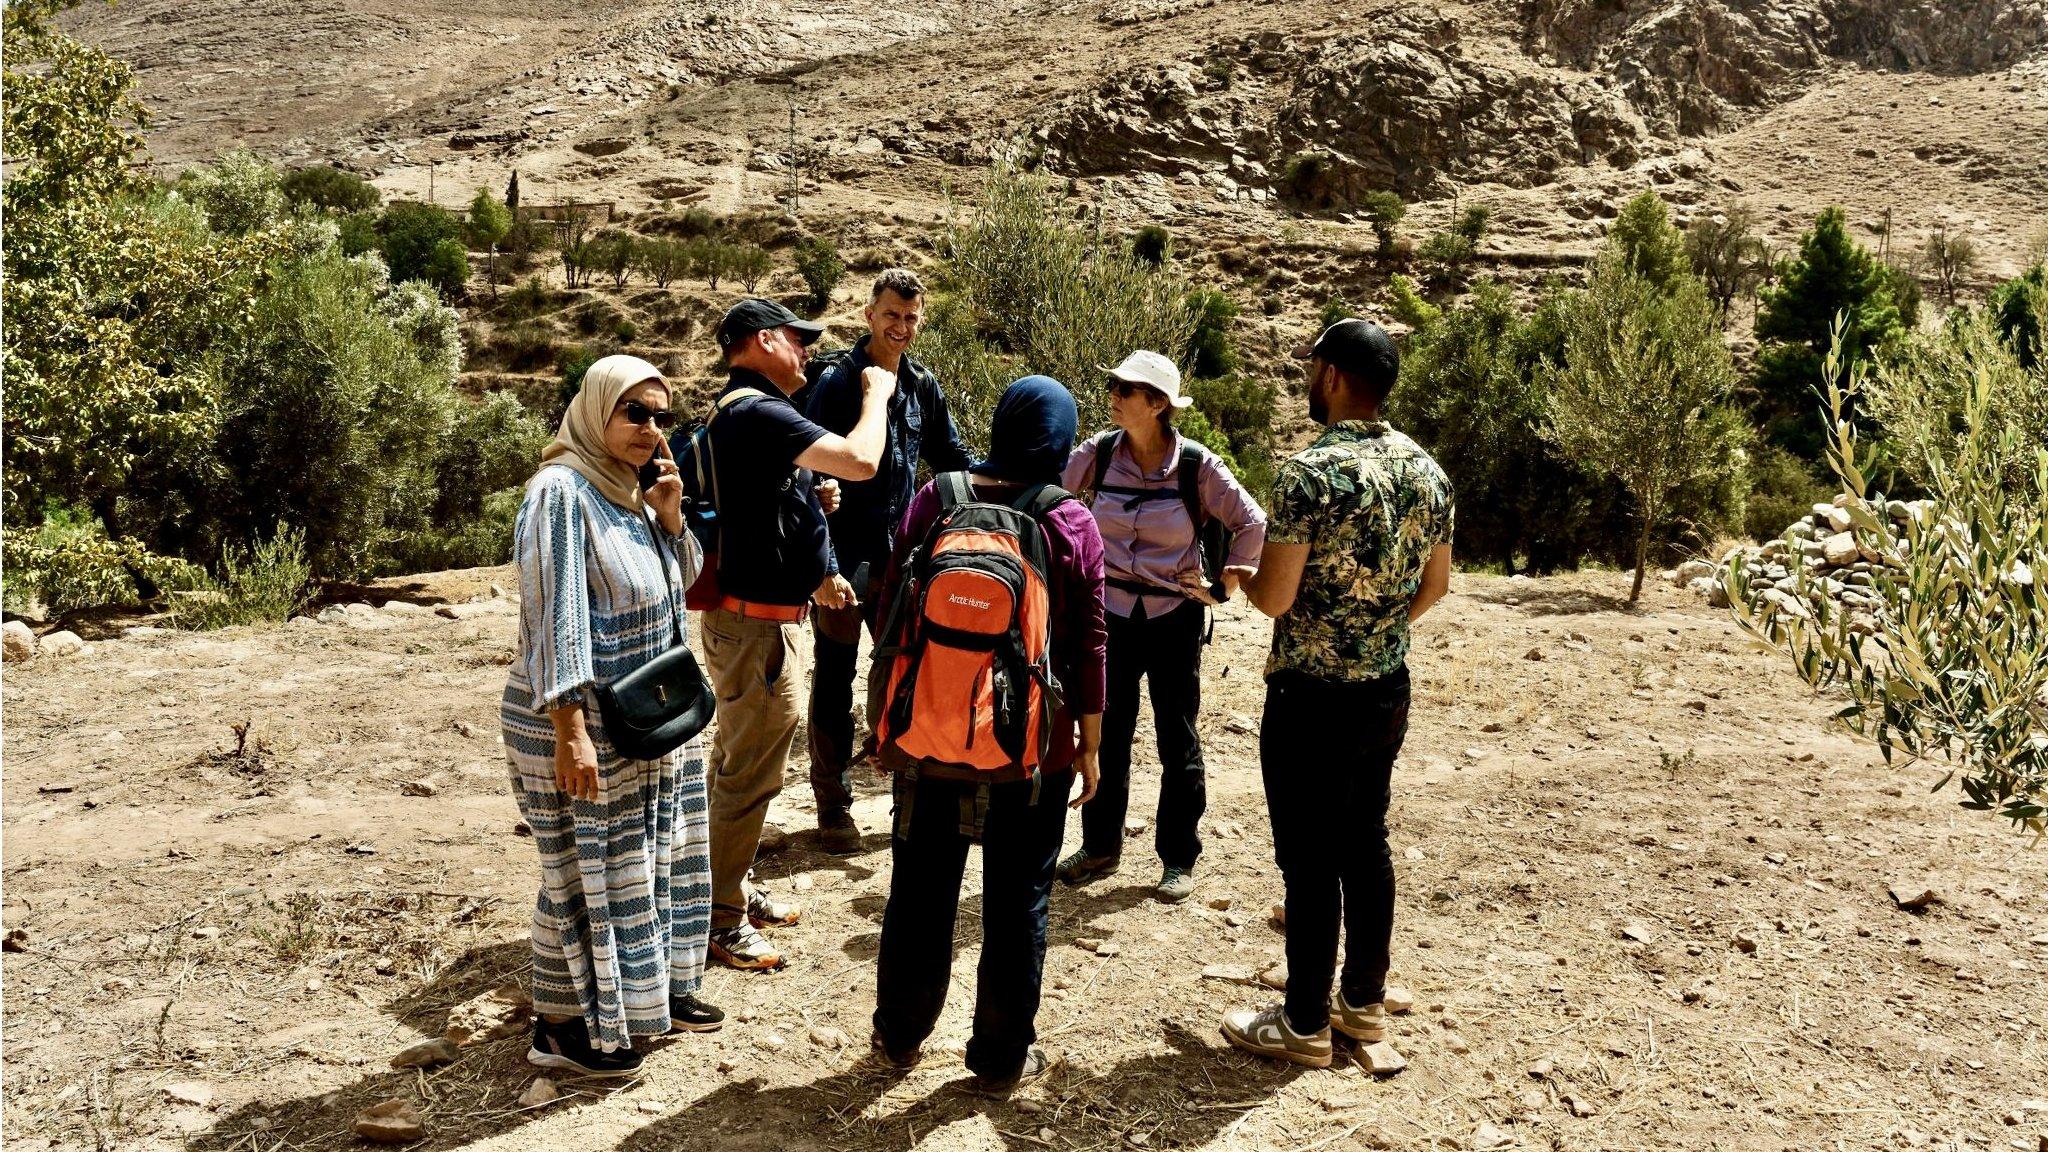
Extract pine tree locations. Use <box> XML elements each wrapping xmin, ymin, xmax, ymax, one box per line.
<box><xmin>1608</xmin><ymin>192</ymin><xmax>1691</xmax><ymax>293</ymax></box>
<box><xmin>1749</xmin><ymin>207</ymin><xmax>1904</xmax><ymax>460</ymax></box>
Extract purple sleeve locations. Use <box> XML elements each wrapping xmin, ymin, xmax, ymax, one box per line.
<box><xmin>1046</xmin><ymin>500</ymin><xmax>1107</xmax><ymax>717</ymax></box>
<box><xmin>1200</xmin><ymin>453</ymin><xmax>1269</xmax><ymax>570</ymax></box>
<box><xmin>882</xmin><ymin>481</ymin><xmax>940</xmax><ymax>604</ymax></box>
<box><xmin>1060</xmin><ymin>440</ymin><xmax>1096</xmax><ymax>495</ymax></box>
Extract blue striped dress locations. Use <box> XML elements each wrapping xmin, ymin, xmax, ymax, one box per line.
<box><xmin>501</xmin><ymin>465</ymin><xmax>710</xmax><ymax>1051</ymax></box>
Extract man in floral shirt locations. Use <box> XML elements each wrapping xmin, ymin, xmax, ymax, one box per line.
<box><xmin>1221</xmin><ymin>318</ymin><xmax>1454</xmax><ymax>1069</ymax></box>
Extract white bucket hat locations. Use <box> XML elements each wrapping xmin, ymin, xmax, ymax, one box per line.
<box><xmin>1099</xmin><ymin>349</ymin><xmax>1193</xmax><ymax>408</ymax></box>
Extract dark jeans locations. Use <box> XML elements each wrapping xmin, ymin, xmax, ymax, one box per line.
<box><xmin>1080</xmin><ymin>598</ymin><xmax>1207</xmax><ymax>869</ymax></box>
<box><xmin>1260</xmin><ymin>665</ymin><xmax>1410</xmax><ymax>1036</ymax></box>
<box><xmin>872</xmin><ymin>768</ymin><xmax>1072</xmax><ymax>1079</ymax></box>
<box><xmin>807</xmin><ymin>574</ymin><xmax>880</xmax><ymax>813</ymax></box>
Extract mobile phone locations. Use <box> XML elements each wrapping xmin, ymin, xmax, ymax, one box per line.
<box><xmin>638</xmin><ymin>460</ymin><xmax>662</xmax><ymax>491</ymax></box>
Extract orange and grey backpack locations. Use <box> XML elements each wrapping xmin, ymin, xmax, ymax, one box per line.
<box><xmin>868</xmin><ymin>472</ymin><xmax>1075</xmax><ymax>788</ymax></box>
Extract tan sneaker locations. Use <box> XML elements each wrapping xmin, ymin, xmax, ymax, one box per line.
<box><xmin>746</xmin><ymin>884</ymin><xmax>802</xmax><ymax>928</ymax></box>
<box><xmin>1329</xmin><ymin>992</ymin><xmax>1387</xmax><ymax>1042</ymax></box>
<box><xmin>1220</xmin><ymin>1004</ymin><xmax>1332</xmax><ymax>1068</ymax></box>
<box><xmin>710</xmin><ymin>922</ymin><xmax>785</xmax><ymax>971</ymax></box>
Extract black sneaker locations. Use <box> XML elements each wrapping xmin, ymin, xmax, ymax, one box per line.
<box><xmin>527</xmin><ymin>1017</ymin><xmax>643</xmax><ymax>1078</ymax></box>
<box><xmin>670</xmin><ymin>993</ymin><xmax>725</xmax><ymax>1033</ymax></box>
<box><xmin>965</xmin><ymin>1046</ymin><xmax>1051</xmax><ymax>1099</ymax></box>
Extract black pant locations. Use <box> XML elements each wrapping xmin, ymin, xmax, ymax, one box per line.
<box><xmin>807</xmin><ymin>577</ymin><xmax>880</xmax><ymax>813</ymax></box>
<box><xmin>1080</xmin><ymin>598</ymin><xmax>1207</xmax><ymax>869</ymax></box>
<box><xmin>1260</xmin><ymin>665</ymin><xmax>1409</xmax><ymax>1036</ymax></box>
<box><xmin>872</xmin><ymin>768</ymin><xmax>1072</xmax><ymax>1079</ymax></box>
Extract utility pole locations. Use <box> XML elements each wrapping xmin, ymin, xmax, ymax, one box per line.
<box><xmin>428</xmin><ymin>160</ymin><xmax>436</xmax><ymax>206</ymax></box>
<box><xmin>788</xmin><ymin>103</ymin><xmax>801</xmax><ymax>215</ymax></box>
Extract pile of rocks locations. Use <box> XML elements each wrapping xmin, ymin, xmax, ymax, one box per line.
<box><xmin>1671</xmin><ymin>494</ymin><xmax>1930</xmax><ymax>632</ymax></box>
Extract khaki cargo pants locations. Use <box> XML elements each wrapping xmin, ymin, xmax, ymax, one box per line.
<box><xmin>700</xmin><ymin>606</ymin><xmax>804</xmax><ymax>931</ymax></box>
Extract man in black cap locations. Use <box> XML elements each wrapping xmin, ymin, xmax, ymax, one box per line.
<box><xmin>693</xmin><ymin>297</ymin><xmax>897</xmax><ymax>971</ymax></box>
<box><xmin>1220</xmin><ymin>317</ymin><xmax>1455</xmax><ymax>1068</ymax></box>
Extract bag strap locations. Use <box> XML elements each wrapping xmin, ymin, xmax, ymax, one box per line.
<box><xmin>1088</xmin><ymin>430</ymin><xmax>1121</xmax><ymax>498</ymax></box>
<box><xmin>1176</xmin><ymin>442</ymin><xmax>1208</xmax><ymax>528</ymax></box>
<box><xmin>936</xmin><ymin>470</ymin><xmax>976</xmax><ymax>511</ymax></box>
<box><xmin>641</xmin><ymin>508</ymin><xmax>685</xmax><ymax>648</ymax></box>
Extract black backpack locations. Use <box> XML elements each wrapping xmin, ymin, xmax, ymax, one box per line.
<box><xmin>1084</xmin><ymin>430</ymin><xmax>1231</xmax><ymax>605</ymax></box>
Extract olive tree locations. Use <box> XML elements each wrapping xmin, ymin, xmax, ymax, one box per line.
<box><xmin>1724</xmin><ymin>318</ymin><xmax>2046</xmax><ymax>834</ymax></box>
<box><xmin>1542</xmin><ymin>248</ymin><xmax>1742</xmax><ymax>601</ymax></box>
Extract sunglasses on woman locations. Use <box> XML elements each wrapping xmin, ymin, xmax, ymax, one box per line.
<box><xmin>1108</xmin><ymin>379</ymin><xmax>1162</xmax><ymax>401</ymax></box>
<box><xmin>619</xmin><ymin>400</ymin><xmax>678</xmax><ymax>431</ymax></box>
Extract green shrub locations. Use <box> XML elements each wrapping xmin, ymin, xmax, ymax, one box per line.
<box><xmin>1359</xmin><ymin>191</ymin><xmax>1405</xmax><ymax>257</ymax></box>
<box><xmin>180</xmin><ymin>149</ymin><xmax>286</xmax><ymax>237</ymax></box>
<box><xmin>1989</xmin><ymin>264</ymin><xmax>2046</xmax><ymax>369</ymax></box>
<box><xmin>1726</xmin><ymin>322</ymin><xmax>2048</xmax><ymax>833</ymax></box>
<box><xmin>337</xmin><ymin>211</ymin><xmax>379</xmax><ymax>256</ymax></box>
<box><xmin>941</xmin><ymin>162</ymin><xmax>1197</xmax><ymax>435</ymax></box>
<box><xmin>1317</xmin><ymin>296</ymin><xmax>1357</xmax><ymax>333</ymax></box>
<box><xmin>0</xmin><ymin>506</ymin><xmax>198</xmax><ymax>614</ymax></box>
<box><xmin>792</xmin><ymin>235</ymin><xmax>845</xmax><ymax>314</ymax></box>
<box><xmin>498</xmin><ymin>323</ymin><xmax>558</xmax><ymax>371</ymax></box>
<box><xmin>1132</xmin><ymin>224</ymin><xmax>1172</xmax><ymax>267</ymax></box>
<box><xmin>1186</xmin><ymin>288</ymin><xmax>1239</xmax><ymax>378</ymax></box>
<box><xmin>174</xmin><ymin>525</ymin><xmax>312</xmax><ymax>630</ymax></box>
<box><xmin>1186</xmin><ymin>373</ymin><xmax>1277</xmax><ymax>497</ymax></box>
<box><xmin>1744</xmin><ymin>442</ymin><xmax>1831</xmax><ymax>539</ymax></box>
<box><xmin>377</xmin><ymin>202</ymin><xmax>468</xmax><ymax>296</ymax></box>
<box><xmin>282</xmin><ymin>165</ymin><xmax>380</xmax><ymax>214</ymax></box>
<box><xmin>637</xmin><ymin>237</ymin><xmax>688</xmax><ymax>288</ymax></box>
<box><xmin>732</xmin><ymin>243</ymin><xmax>774</xmax><ymax>293</ymax></box>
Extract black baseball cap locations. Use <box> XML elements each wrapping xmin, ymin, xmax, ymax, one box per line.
<box><xmin>715</xmin><ymin>297</ymin><xmax>825</xmax><ymax>355</ymax></box>
<box><xmin>1292</xmin><ymin>318</ymin><xmax>1400</xmax><ymax>392</ymax></box>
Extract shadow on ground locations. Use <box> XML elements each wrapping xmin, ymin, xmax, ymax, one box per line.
<box><xmin>616</xmin><ymin>1020</ymin><xmax>1307</xmax><ymax>1152</ymax></box>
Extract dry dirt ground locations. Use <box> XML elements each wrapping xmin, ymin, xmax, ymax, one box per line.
<box><xmin>5</xmin><ymin>571</ymin><xmax>2046</xmax><ymax>1152</ymax></box>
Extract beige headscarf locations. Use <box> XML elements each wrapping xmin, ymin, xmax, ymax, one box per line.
<box><xmin>538</xmin><ymin>354</ymin><xmax>669</xmax><ymax>512</ymax></box>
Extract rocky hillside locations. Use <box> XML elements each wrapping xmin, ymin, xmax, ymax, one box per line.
<box><xmin>66</xmin><ymin>0</ymin><xmax>2048</xmax><ymax>282</ymax></box>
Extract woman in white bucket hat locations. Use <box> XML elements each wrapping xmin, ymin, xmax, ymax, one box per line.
<box><xmin>1056</xmin><ymin>350</ymin><xmax>1268</xmax><ymax>905</ymax></box>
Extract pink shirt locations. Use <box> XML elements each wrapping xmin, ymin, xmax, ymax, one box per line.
<box><xmin>1062</xmin><ymin>431</ymin><xmax>1268</xmax><ymax>619</ymax></box>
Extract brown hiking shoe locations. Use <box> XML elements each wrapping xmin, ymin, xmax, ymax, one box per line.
<box><xmin>817</xmin><ymin>809</ymin><xmax>862</xmax><ymax>856</ymax></box>
<box><xmin>1056</xmin><ymin>849</ymin><xmax>1119</xmax><ymax>886</ymax></box>
<box><xmin>965</xmin><ymin>1046</ymin><xmax>1052</xmax><ymax>1099</ymax></box>
<box><xmin>1328</xmin><ymin>991</ymin><xmax>1387</xmax><ymax>1042</ymax></box>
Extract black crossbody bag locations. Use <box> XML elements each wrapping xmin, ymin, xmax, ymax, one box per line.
<box><xmin>591</xmin><ymin>513</ymin><xmax>716</xmax><ymax>761</ymax></box>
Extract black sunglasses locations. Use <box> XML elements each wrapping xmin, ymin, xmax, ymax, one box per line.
<box><xmin>1107</xmin><ymin>379</ymin><xmax>1161</xmax><ymax>400</ymax></box>
<box><xmin>619</xmin><ymin>400</ymin><xmax>678</xmax><ymax>431</ymax></box>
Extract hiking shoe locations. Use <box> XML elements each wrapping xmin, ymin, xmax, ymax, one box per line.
<box><xmin>1155</xmin><ymin>866</ymin><xmax>1196</xmax><ymax>904</ymax></box>
<box><xmin>669</xmin><ymin>992</ymin><xmax>725</xmax><ymax>1033</ymax></box>
<box><xmin>1221</xmin><ymin>1004</ymin><xmax>1333</xmax><ymax>1069</ymax></box>
<box><xmin>817</xmin><ymin>809</ymin><xmax>862</xmax><ymax>856</ymax></box>
<box><xmin>710</xmin><ymin>922</ymin><xmax>786</xmax><ymax>971</ymax></box>
<box><xmin>1056</xmin><ymin>849</ymin><xmax>1120</xmax><ymax>886</ymax></box>
<box><xmin>527</xmin><ymin>1017</ymin><xmax>644</xmax><ymax>1078</ymax></box>
<box><xmin>1328</xmin><ymin>991</ymin><xmax>1387</xmax><ymax>1043</ymax></box>
<box><xmin>746</xmin><ymin>885</ymin><xmax>802</xmax><ymax>928</ymax></box>
<box><xmin>868</xmin><ymin>1033</ymin><xmax>922</xmax><ymax>1071</ymax></box>
<box><xmin>965</xmin><ymin>1046</ymin><xmax>1051</xmax><ymax>1099</ymax></box>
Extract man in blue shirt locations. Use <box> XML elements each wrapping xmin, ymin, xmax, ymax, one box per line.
<box><xmin>696</xmin><ymin>297</ymin><xmax>897</xmax><ymax>970</ymax></box>
<box><xmin>802</xmin><ymin>270</ymin><xmax>976</xmax><ymax>853</ymax></box>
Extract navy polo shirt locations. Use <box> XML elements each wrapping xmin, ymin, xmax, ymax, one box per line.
<box><xmin>700</xmin><ymin>369</ymin><xmax>838</xmax><ymax>605</ymax></box>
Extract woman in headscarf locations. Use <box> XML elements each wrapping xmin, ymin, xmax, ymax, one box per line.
<box><xmin>502</xmin><ymin>354</ymin><xmax>722</xmax><ymax>1078</ymax></box>
<box><xmin>867</xmin><ymin>376</ymin><xmax>1108</xmax><ymax>1099</ymax></box>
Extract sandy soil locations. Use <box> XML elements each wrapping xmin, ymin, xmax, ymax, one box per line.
<box><xmin>4</xmin><ymin>570</ymin><xmax>2045</xmax><ymax>1152</ymax></box>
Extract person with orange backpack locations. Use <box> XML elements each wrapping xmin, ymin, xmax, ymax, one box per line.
<box><xmin>866</xmin><ymin>376</ymin><xmax>1107</xmax><ymax>1098</ymax></box>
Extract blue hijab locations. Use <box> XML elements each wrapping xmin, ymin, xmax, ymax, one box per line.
<box><xmin>971</xmin><ymin>375</ymin><xmax>1078</xmax><ymax>487</ymax></box>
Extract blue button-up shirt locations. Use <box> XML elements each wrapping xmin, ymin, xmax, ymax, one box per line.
<box><xmin>804</xmin><ymin>336</ymin><xmax>977</xmax><ymax>580</ymax></box>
